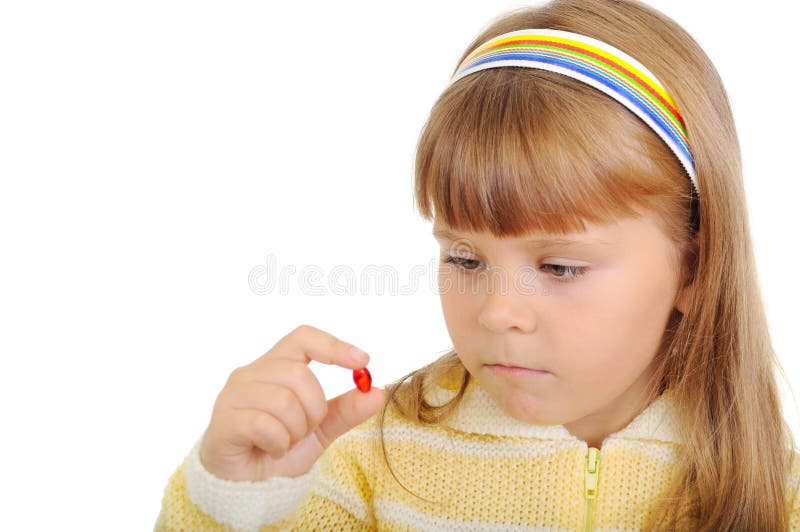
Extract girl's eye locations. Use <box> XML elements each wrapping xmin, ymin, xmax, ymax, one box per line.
<box><xmin>540</xmin><ymin>263</ymin><xmax>588</xmax><ymax>283</ymax></box>
<box><xmin>442</xmin><ymin>255</ymin><xmax>481</xmax><ymax>271</ymax></box>
<box><xmin>442</xmin><ymin>256</ymin><xmax>587</xmax><ymax>283</ymax></box>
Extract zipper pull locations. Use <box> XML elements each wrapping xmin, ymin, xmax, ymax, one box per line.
<box><xmin>585</xmin><ymin>447</ymin><xmax>600</xmax><ymax>499</ymax></box>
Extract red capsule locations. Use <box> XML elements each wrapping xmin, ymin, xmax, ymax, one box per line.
<box><xmin>352</xmin><ymin>367</ymin><xmax>372</xmax><ymax>392</ymax></box>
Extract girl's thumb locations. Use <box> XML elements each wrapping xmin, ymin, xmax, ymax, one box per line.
<box><xmin>315</xmin><ymin>386</ymin><xmax>386</xmax><ymax>450</ymax></box>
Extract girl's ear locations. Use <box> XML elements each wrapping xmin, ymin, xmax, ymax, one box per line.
<box><xmin>674</xmin><ymin>235</ymin><xmax>699</xmax><ymax>315</ymax></box>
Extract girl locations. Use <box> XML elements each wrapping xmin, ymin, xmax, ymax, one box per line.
<box><xmin>156</xmin><ymin>0</ymin><xmax>800</xmax><ymax>529</ymax></box>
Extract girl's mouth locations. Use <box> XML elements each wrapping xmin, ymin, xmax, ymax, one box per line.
<box><xmin>485</xmin><ymin>364</ymin><xmax>550</xmax><ymax>376</ymax></box>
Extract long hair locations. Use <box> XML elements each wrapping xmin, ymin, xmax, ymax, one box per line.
<box><xmin>379</xmin><ymin>0</ymin><xmax>799</xmax><ymax>529</ymax></box>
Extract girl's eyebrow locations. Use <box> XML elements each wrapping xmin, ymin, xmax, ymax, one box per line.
<box><xmin>432</xmin><ymin>228</ymin><xmax>613</xmax><ymax>247</ymax></box>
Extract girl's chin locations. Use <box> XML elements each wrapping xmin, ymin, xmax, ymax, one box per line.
<box><xmin>488</xmin><ymin>386</ymin><xmax>562</xmax><ymax>425</ymax></box>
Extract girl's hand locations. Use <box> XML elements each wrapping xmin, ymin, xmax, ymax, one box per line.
<box><xmin>198</xmin><ymin>324</ymin><xmax>386</xmax><ymax>481</ymax></box>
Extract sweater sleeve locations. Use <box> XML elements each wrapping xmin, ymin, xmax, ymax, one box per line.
<box><xmin>153</xmin><ymin>435</ymin><xmax>318</xmax><ymax>532</ymax></box>
<box><xmin>154</xmin><ymin>430</ymin><xmax>376</xmax><ymax>531</ymax></box>
<box><xmin>262</xmin><ymin>433</ymin><xmax>376</xmax><ymax>531</ymax></box>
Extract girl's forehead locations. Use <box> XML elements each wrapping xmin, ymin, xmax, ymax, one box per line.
<box><xmin>431</xmin><ymin>217</ymin><xmax>627</xmax><ymax>242</ymax></box>
<box><xmin>433</xmin><ymin>230</ymin><xmax>616</xmax><ymax>254</ymax></box>
<box><xmin>431</xmin><ymin>212</ymin><xmax>678</xmax><ymax>254</ymax></box>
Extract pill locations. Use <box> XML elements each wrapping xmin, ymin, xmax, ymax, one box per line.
<box><xmin>352</xmin><ymin>367</ymin><xmax>372</xmax><ymax>392</ymax></box>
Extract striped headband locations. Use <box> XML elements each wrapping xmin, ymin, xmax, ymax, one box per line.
<box><xmin>449</xmin><ymin>28</ymin><xmax>700</xmax><ymax>201</ymax></box>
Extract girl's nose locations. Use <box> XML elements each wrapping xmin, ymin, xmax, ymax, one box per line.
<box><xmin>477</xmin><ymin>274</ymin><xmax>538</xmax><ymax>334</ymax></box>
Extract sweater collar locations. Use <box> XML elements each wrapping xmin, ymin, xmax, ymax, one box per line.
<box><xmin>424</xmin><ymin>368</ymin><xmax>683</xmax><ymax>446</ymax></box>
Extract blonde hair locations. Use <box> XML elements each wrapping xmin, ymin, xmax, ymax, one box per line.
<box><xmin>378</xmin><ymin>0</ymin><xmax>800</xmax><ymax>529</ymax></box>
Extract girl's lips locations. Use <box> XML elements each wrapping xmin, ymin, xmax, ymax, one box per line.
<box><xmin>485</xmin><ymin>364</ymin><xmax>550</xmax><ymax>376</ymax></box>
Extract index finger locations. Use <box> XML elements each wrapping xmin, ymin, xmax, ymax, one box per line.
<box><xmin>261</xmin><ymin>324</ymin><xmax>370</xmax><ymax>370</ymax></box>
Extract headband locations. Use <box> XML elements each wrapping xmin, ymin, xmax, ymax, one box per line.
<box><xmin>449</xmin><ymin>28</ymin><xmax>700</xmax><ymax>201</ymax></box>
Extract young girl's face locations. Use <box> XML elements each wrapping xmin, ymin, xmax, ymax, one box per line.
<box><xmin>434</xmin><ymin>210</ymin><xmax>690</xmax><ymax>444</ymax></box>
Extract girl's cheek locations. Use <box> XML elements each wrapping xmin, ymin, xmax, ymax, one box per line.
<box><xmin>436</xmin><ymin>269</ymin><xmax>451</xmax><ymax>296</ymax></box>
<box><xmin>441</xmin><ymin>277</ymin><xmax>477</xmax><ymax>313</ymax></box>
<box><xmin>441</xmin><ymin>291</ymin><xmax>465</xmax><ymax>320</ymax></box>
<box><xmin>438</xmin><ymin>269</ymin><xmax>464</xmax><ymax>303</ymax></box>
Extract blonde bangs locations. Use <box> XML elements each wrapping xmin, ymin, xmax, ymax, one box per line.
<box><xmin>414</xmin><ymin>67</ymin><xmax>688</xmax><ymax>237</ymax></box>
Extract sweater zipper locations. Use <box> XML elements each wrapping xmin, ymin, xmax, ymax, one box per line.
<box><xmin>583</xmin><ymin>446</ymin><xmax>600</xmax><ymax>532</ymax></box>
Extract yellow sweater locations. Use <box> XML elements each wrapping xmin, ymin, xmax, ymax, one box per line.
<box><xmin>156</xmin><ymin>371</ymin><xmax>800</xmax><ymax>531</ymax></box>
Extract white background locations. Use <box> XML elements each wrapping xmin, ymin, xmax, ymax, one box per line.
<box><xmin>1</xmin><ymin>1</ymin><xmax>798</xmax><ymax>529</ymax></box>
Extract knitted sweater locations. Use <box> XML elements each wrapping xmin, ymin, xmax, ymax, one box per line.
<box><xmin>156</xmin><ymin>369</ymin><xmax>800</xmax><ymax>531</ymax></box>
